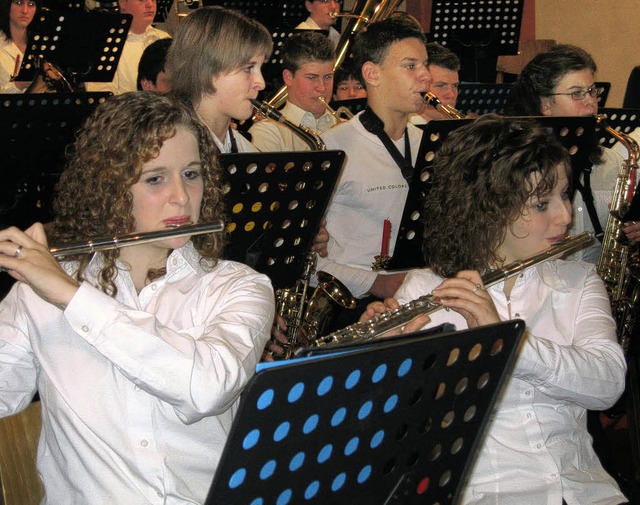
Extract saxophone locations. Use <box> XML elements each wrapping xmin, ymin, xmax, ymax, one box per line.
<box><xmin>295</xmin><ymin>233</ymin><xmax>593</xmax><ymax>354</ymax></box>
<box><xmin>422</xmin><ymin>92</ymin><xmax>466</xmax><ymax>119</ymax></box>
<box><xmin>273</xmin><ymin>253</ymin><xmax>357</xmax><ymax>359</ymax></box>
<box><xmin>596</xmin><ymin>116</ymin><xmax>640</xmax><ymax>353</ymax></box>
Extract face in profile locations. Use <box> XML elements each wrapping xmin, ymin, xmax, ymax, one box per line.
<box><xmin>129</xmin><ymin>126</ymin><xmax>204</xmax><ymax>255</ymax></box>
<box><xmin>498</xmin><ymin>164</ymin><xmax>572</xmax><ymax>265</ymax></box>
<box><xmin>305</xmin><ymin>0</ymin><xmax>340</xmax><ymax>29</ymax></box>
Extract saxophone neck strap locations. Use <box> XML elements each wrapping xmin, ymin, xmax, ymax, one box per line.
<box><xmin>575</xmin><ymin>167</ymin><xmax>604</xmax><ymax>242</ymax></box>
<box><xmin>228</xmin><ymin>126</ymin><xmax>239</xmax><ymax>154</ymax></box>
<box><xmin>359</xmin><ymin>107</ymin><xmax>413</xmax><ymax>181</ymax></box>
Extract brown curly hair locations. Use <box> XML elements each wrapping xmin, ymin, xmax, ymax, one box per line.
<box><xmin>50</xmin><ymin>92</ymin><xmax>225</xmax><ymax>296</ymax></box>
<box><xmin>423</xmin><ymin>115</ymin><xmax>571</xmax><ymax>277</ymax></box>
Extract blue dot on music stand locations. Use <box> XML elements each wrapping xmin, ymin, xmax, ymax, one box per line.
<box><xmin>358</xmin><ymin>400</ymin><xmax>373</xmax><ymax>420</ymax></box>
<box><xmin>317</xmin><ymin>375</ymin><xmax>334</xmax><ymax>396</ymax></box>
<box><xmin>276</xmin><ymin>488</ymin><xmax>292</xmax><ymax>505</ymax></box>
<box><xmin>260</xmin><ymin>459</ymin><xmax>277</xmax><ymax>480</ymax></box>
<box><xmin>242</xmin><ymin>429</ymin><xmax>260</xmax><ymax>450</ymax></box>
<box><xmin>384</xmin><ymin>394</ymin><xmax>399</xmax><ymax>413</ymax></box>
<box><xmin>289</xmin><ymin>451</ymin><xmax>305</xmax><ymax>472</ymax></box>
<box><xmin>287</xmin><ymin>382</ymin><xmax>305</xmax><ymax>403</ymax></box>
<box><xmin>370</xmin><ymin>429</ymin><xmax>385</xmax><ymax>449</ymax></box>
<box><xmin>332</xmin><ymin>472</ymin><xmax>347</xmax><ymax>491</ymax></box>
<box><xmin>273</xmin><ymin>421</ymin><xmax>290</xmax><ymax>442</ymax></box>
<box><xmin>257</xmin><ymin>389</ymin><xmax>274</xmax><ymax>410</ymax></box>
<box><xmin>397</xmin><ymin>358</ymin><xmax>413</xmax><ymax>377</ymax></box>
<box><xmin>303</xmin><ymin>414</ymin><xmax>319</xmax><ymax>434</ymax></box>
<box><xmin>249</xmin><ymin>498</ymin><xmax>264</xmax><ymax>505</ymax></box>
<box><xmin>304</xmin><ymin>480</ymin><xmax>320</xmax><ymax>500</ymax></box>
<box><xmin>228</xmin><ymin>467</ymin><xmax>246</xmax><ymax>489</ymax></box>
<box><xmin>372</xmin><ymin>363</ymin><xmax>387</xmax><ymax>383</ymax></box>
<box><xmin>317</xmin><ymin>443</ymin><xmax>333</xmax><ymax>463</ymax></box>
<box><xmin>357</xmin><ymin>465</ymin><xmax>372</xmax><ymax>484</ymax></box>
<box><xmin>344</xmin><ymin>436</ymin><xmax>359</xmax><ymax>456</ymax></box>
<box><xmin>331</xmin><ymin>407</ymin><xmax>346</xmax><ymax>427</ymax></box>
<box><xmin>345</xmin><ymin>369</ymin><xmax>361</xmax><ymax>389</ymax></box>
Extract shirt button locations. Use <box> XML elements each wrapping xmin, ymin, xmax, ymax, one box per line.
<box><xmin>536</xmin><ymin>443</ymin><xmax>543</xmax><ymax>449</ymax></box>
<box><xmin>141</xmin><ymin>439</ymin><xmax>148</xmax><ymax>447</ymax></box>
<box><xmin>526</xmin><ymin>413</ymin><xmax>533</xmax><ymax>419</ymax></box>
<box><xmin>151</xmin><ymin>284</ymin><xmax>157</xmax><ymax>291</ymax></box>
<box><xmin>157</xmin><ymin>491</ymin><xmax>163</xmax><ymax>498</ymax></box>
<box><xmin>525</xmin><ymin>390</ymin><xmax>532</xmax><ymax>396</ymax></box>
<box><xmin>82</xmin><ymin>325</ymin><xmax>89</xmax><ymax>332</ymax></box>
<box><xmin>171</xmin><ymin>258</ymin><xmax>177</xmax><ymax>266</ymax></box>
<box><xmin>134</xmin><ymin>385</ymin><xmax>140</xmax><ymax>391</ymax></box>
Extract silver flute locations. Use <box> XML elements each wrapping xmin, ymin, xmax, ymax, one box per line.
<box><xmin>49</xmin><ymin>220</ymin><xmax>225</xmax><ymax>257</ymax></box>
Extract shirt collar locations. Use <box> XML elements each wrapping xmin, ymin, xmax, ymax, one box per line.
<box><xmin>282</xmin><ymin>101</ymin><xmax>335</xmax><ymax>133</ymax></box>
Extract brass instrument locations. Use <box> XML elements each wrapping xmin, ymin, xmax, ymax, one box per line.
<box><xmin>25</xmin><ymin>56</ymin><xmax>74</xmax><ymax>94</ymax></box>
<box><xmin>298</xmin><ymin>233</ymin><xmax>593</xmax><ymax>353</ymax></box>
<box><xmin>266</xmin><ymin>0</ymin><xmax>403</xmax><ymax>109</ymax></box>
<box><xmin>273</xmin><ymin>253</ymin><xmax>357</xmax><ymax>359</ymax></box>
<box><xmin>423</xmin><ymin>91</ymin><xmax>466</xmax><ymax>119</ymax></box>
<box><xmin>250</xmin><ymin>99</ymin><xmax>326</xmax><ymax>150</ymax></box>
<box><xmin>596</xmin><ymin>115</ymin><xmax>640</xmax><ymax>353</ymax></box>
<box><xmin>49</xmin><ymin>221</ymin><xmax>225</xmax><ymax>257</ymax></box>
<box><xmin>318</xmin><ymin>96</ymin><xmax>354</xmax><ymax>122</ymax></box>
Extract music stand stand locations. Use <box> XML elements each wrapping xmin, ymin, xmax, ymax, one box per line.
<box><xmin>456</xmin><ymin>83</ymin><xmax>512</xmax><ymax>115</ymax></box>
<box><xmin>0</xmin><ymin>92</ymin><xmax>110</xmax><ymax>230</ymax></box>
<box><xmin>384</xmin><ymin>116</ymin><xmax>596</xmax><ymax>270</ymax></box>
<box><xmin>219</xmin><ymin>150</ymin><xmax>345</xmax><ymax>290</ymax></box>
<box><xmin>429</xmin><ymin>0</ymin><xmax>524</xmax><ymax>83</ymax></box>
<box><xmin>14</xmin><ymin>10</ymin><xmax>131</xmax><ymax>89</ymax></box>
<box><xmin>206</xmin><ymin>319</ymin><xmax>525</xmax><ymax>505</ymax></box>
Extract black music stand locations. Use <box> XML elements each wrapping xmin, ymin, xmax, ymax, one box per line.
<box><xmin>41</xmin><ymin>0</ymin><xmax>84</xmax><ymax>11</ymax></box>
<box><xmin>456</xmin><ymin>83</ymin><xmax>512</xmax><ymax>115</ymax></box>
<box><xmin>329</xmin><ymin>97</ymin><xmax>367</xmax><ymax>117</ymax></box>
<box><xmin>596</xmin><ymin>82</ymin><xmax>611</xmax><ymax>108</ymax></box>
<box><xmin>200</xmin><ymin>0</ymin><xmax>308</xmax><ymax>32</ymax></box>
<box><xmin>219</xmin><ymin>150</ymin><xmax>345</xmax><ymax>290</ymax></box>
<box><xmin>14</xmin><ymin>10</ymin><xmax>131</xmax><ymax>89</ymax></box>
<box><xmin>596</xmin><ymin>108</ymin><xmax>640</xmax><ymax>149</ymax></box>
<box><xmin>429</xmin><ymin>0</ymin><xmax>524</xmax><ymax>83</ymax></box>
<box><xmin>154</xmin><ymin>0</ymin><xmax>174</xmax><ymax>23</ymax></box>
<box><xmin>0</xmin><ymin>92</ymin><xmax>110</xmax><ymax>230</ymax></box>
<box><xmin>206</xmin><ymin>319</ymin><xmax>525</xmax><ymax>505</ymax></box>
<box><xmin>384</xmin><ymin>116</ymin><xmax>596</xmax><ymax>270</ymax></box>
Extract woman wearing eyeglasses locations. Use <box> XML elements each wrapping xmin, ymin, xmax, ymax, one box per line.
<box><xmin>0</xmin><ymin>0</ymin><xmax>39</xmax><ymax>93</ymax></box>
<box><xmin>507</xmin><ymin>44</ymin><xmax>639</xmax><ymax>263</ymax></box>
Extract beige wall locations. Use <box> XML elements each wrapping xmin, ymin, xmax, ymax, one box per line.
<box><xmin>535</xmin><ymin>0</ymin><xmax>640</xmax><ymax>107</ymax></box>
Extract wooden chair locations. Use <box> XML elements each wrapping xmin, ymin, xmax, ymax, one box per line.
<box><xmin>0</xmin><ymin>401</ymin><xmax>44</xmax><ymax>505</ymax></box>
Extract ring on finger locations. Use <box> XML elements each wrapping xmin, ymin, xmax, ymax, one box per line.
<box><xmin>473</xmin><ymin>283</ymin><xmax>482</xmax><ymax>293</ymax></box>
<box><xmin>14</xmin><ymin>245</ymin><xmax>23</xmax><ymax>259</ymax></box>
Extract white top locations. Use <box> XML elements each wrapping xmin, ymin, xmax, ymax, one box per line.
<box><xmin>249</xmin><ymin>101</ymin><xmax>336</xmax><ymax>152</ymax></box>
<box><xmin>86</xmin><ymin>25</ymin><xmax>170</xmax><ymax>95</ymax></box>
<box><xmin>0</xmin><ymin>243</ymin><xmax>274</xmax><ymax>504</ymax></box>
<box><xmin>295</xmin><ymin>17</ymin><xmax>340</xmax><ymax>47</ymax></box>
<box><xmin>213</xmin><ymin>127</ymin><xmax>259</xmax><ymax>154</ymax></box>
<box><xmin>568</xmin><ymin>146</ymin><xmax>625</xmax><ymax>263</ymax></box>
<box><xmin>316</xmin><ymin>111</ymin><xmax>423</xmax><ymax>298</ymax></box>
<box><xmin>396</xmin><ymin>260</ymin><xmax>627</xmax><ymax>505</ymax></box>
<box><xmin>0</xmin><ymin>33</ymin><xmax>23</xmax><ymax>94</ymax></box>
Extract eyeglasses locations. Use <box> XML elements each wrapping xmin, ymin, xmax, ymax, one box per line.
<box><xmin>547</xmin><ymin>85</ymin><xmax>604</xmax><ymax>101</ymax></box>
<box><xmin>11</xmin><ymin>0</ymin><xmax>37</xmax><ymax>6</ymax></box>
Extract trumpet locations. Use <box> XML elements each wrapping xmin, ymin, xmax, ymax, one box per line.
<box><xmin>423</xmin><ymin>91</ymin><xmax>466</xmax><ymax>119</ymax></box>
<box><xmin>318</xmin><ymin>96</ymin><xmax>354</xmax><ymax>122</ymax></box>
<box><xmin>49</xmin><ymin>220</ymin><xmax>225</xmax><ymax>257</ymax></box>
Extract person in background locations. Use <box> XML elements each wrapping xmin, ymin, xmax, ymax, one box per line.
<box><xmin>166</xmin><ymin>6</ymin><xmax>271</xmax><ymax>154</ymax></box>
<box><xmin>0</xmin><ymin>91</ymin><xmax>274</xmax><ymax>503</ymax></box>
<box><xmin>507</xmin><ymin>44</ymin><xmax>640</xmax><ymax>263</ymax></box>
<box><xmin>0</xmin><ymin>0</ymin><xmax>39</xmax><ymax>93</ymax></box>
<box><xmin>410</xmin><ymin>41</ymin><xmax>460</xmax><ymax>124</ymax></box>
<box><xmin>249</xmin><ymin>30</ymin><xmax>336</xmax><ymax>152</ymax></box>
<box><xmin>363</xmin><ymin>115</ymin><xmax>627</xmax><ymax>505</ymax></box>
<box><xmin>88</xmin><ymin>0</ymin><xmax>169</xmax><ymax>94</ymax></box>
<box><xmin>315</xmin><ymin>14</ymin><xmax>431</xmax><ymax>328</ymax></box>
<box><xmin>137</xmin><ymin>37</ymin><xmax>171</xmax><ymax>92</ymax></box>
<box><xmin>332</xmin><ymin>61</ymin><xmax>367</xmax><ymax>101</ymax></box>
<box><xmin>296</xmin><ymin>0</ymin><xmax>341</xmax><ymax>47</ymax></box>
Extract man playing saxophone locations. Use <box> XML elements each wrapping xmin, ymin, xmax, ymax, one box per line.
<box><xmin>362</xmin><ymin>115</ymin><xmax>628</xmax><ymax>505</ymax></box>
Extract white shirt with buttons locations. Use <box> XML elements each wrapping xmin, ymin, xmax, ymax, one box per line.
<box><xmin>396</xmin><ymin>260</ymin><xmax>627</xmax><ymax>505</ymax></box>
<box><xmin>0</xmin><ymin>242</ymin><xmax>274</xmax><ymax>504</ymax></box>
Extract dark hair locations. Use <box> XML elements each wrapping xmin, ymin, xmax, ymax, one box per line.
<box><xmin>426</xmin><ymin>42</ymin><xmax>460</xmax><ymax>71</ymax></box>
<box><xmin>282</xmin><ymin>30</ymin><xmax>335</xmax><ymax>73</ymax></box>
<box><xmin>333</xmin><ymin>60</ymin><xmax>361</xmax><ymax>84</ymax></box>
<box><xmin>506</xmin><ymin>44</ymin><xmax>597</xmax><ymax>116</ymax></box>
<box><xmin>51</xmin><ymin>92</ymin><xmax>225</xmax><ymax>296</ymax></box>
<box><xmin>423</xmin><ymin>115</ymin><xmax>571</xmax><ymax>277</ymax></box>
<box><xmin>0</xmin><ymin>0</ymin><xmax>41</xmax><ymax>41</ymax></box>
<box><xmin>352</xmin><ymin>14</ymin><xmax>425</xmax><ymax>84</ymax></box>
<box><xmin>137</xmin><ymin>38</ymin><xmax>172</xmax><ymax>90</ymax></box>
